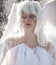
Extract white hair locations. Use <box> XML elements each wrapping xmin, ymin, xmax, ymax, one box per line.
<box><xmin>0</xmin><ymin>1</ymin><xmax>46</xmax><ymax>46</ymax></box>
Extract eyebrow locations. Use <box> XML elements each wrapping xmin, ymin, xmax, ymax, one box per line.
<box><xmin>30</xmin><ymin>14</ymin><xmax>36</xmax><ymax>17</ymax></box>
<box><xmin>21</xmin><ymin>13</ymin><xmax>36</xmax><ymax>17</ymax></box>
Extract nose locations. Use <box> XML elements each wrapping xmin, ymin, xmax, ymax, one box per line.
<box><xmin>26</xmin><ymin>16</ymin><xmax>31</xmax><ymax>22</ymax></box>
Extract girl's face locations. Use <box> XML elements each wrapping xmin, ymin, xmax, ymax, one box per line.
<box><xmin>20</xmin><ymin>13</ymin><xmax>37</xmax><ymax>33</ymax></box>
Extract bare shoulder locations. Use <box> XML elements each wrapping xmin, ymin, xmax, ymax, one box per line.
<box><xmin>5</xmin><ymin>37</ymin><xmax>22</xmax><ymax>43</ymax></box>
<box><xmin>2</xmin><ymin>37</ymin><xmax>23</xmax><ymax>48</ymax></box>
<box><xmin>12</xmin><ymin>36</ymin><xmax>25</xmax><ymax>46</ymax></box>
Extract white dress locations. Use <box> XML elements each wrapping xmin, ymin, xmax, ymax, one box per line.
<box><xmin>1</xmin><ymin>43</ymin><xmax>54</xmax><ymax>65</ymax></box>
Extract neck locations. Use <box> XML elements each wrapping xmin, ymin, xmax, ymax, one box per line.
<box><xmin>24</xmin><ymin>28</ymin><xmax>34</xmax><ymax>36</ymax></box>
<box><xmin>24</xmin><ymin>33</ymin><xmax>39</xmax><ymax>48</ymax></box>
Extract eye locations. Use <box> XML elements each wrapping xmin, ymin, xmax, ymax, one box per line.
<box><xmin>23</xmin><ymin>16</ymin><xmax>27</xmax><ymax>18</ymax></box>
<box><xmin>21</xmin><ymin>14</ymin><xmax>27</xmax><ymax>19</ymax></box>
<box><xmin>30</xmin><ymin>15</ymin><xmax>36</xmax><ymax>19</ymax></box>
<box><xmin>30</xmin><ymin>16</ymin><xmax>33</xmax><ymax>18</ymax></box>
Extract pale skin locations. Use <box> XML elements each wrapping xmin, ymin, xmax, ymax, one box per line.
<box><xmin>13</xmin><ymin>13</ymin><xmax>54</xmax><ymax>51</ymax></box>
<box><xmin>14</xmin><ymin>13</ymin><xmax>40</xmax><ymax>48</ymax></box>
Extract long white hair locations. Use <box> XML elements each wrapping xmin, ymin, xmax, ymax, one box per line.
<box><xmin>0</xmin><ymin>1</ymin><xmax>46</xmax><ymax>46</ymax></box>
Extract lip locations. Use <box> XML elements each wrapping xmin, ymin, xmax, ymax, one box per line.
<box><xmin>26</xmin><ymin>24</ymin><xmax>31</xmax><ymax>25</ymax></box>
<box><xmin>25</xmin><ymin>24</ymin><xmax>31</xmax><ymax>27</ymax></box>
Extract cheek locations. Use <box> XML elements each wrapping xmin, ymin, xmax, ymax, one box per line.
<box><xmin>33</xmin><ymin>17</ymin><xmax>37</xmax><ymax>23</ymax></box>
<box><xmin>20</xmin><ymin>18</ymin><xmax>23</xmax><ymax>22</ymax></box>
<box><xmin>32</xmin><ymin>21</ymin><xmax>36</xmax><ymax>29</ymax></box>
<box><xmin>20</xmin><ymin>18</ymin><xmax>24</xmax><ymax>24</ymax></box>
<box><xmin>34</xmin><ymin>22</ymin><xmax>36</xmax><ymax>27</ymax></box>
<box><xmin>33</xmin><ymin>19</ymin><xmax>37</xmax><ymax>27</ymax></box>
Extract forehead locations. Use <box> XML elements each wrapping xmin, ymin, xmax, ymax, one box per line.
<box><xmin>21</xmin><ymin>13</ymin><xmax>36</xmax><ymax>16</ymax></box>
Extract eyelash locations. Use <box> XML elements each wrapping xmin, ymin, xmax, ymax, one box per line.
<box><xmin>21</xmin><ymin>14</ymin><xmax>36</xmax><ymax>19</ymax></box>
<box><xmin>30</xmin><ymin>16</ymin><xmax>35</xmax><ymax>18</ymax></box>
<box><xmin>23</xmin><ymin>16</ymin><xmax>35</xmax><ymax>18</ymax></box>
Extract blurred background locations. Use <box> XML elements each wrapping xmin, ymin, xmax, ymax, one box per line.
<box><xmin>0</xmin><ymin>0</ymin><xmax>56</xmax><ymax>52</ymax></box>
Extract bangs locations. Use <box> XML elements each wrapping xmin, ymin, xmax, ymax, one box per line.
<box><xmin>22</xmin><ymin>4</ymin><xmax>37</xmax><ymax>16</ymax></box>
<box><xmin>17</xmin><ymin>1</ymin><xmax>38</xmax><ymax>16</ymax></box>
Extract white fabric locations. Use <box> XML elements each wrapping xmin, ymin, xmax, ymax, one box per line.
<box><xmin>0</xmin><ymin>38</ymin><xmax>14</xmax><ymax>65</ymax></box>
<box><xmin>1</xmin><ymin>43</ymin><xmax>54</xmax><ymax>65</ymax></box>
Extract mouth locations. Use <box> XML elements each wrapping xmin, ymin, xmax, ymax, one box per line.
<box><xmin>26</xmin><ymin>24</ymin><xmax>31</xmax><ymax>27</ymax></box>
<box><xmin>26</xmin><ymin>24</ymin><xmax>31</xmax><ymax>25</ymax></box>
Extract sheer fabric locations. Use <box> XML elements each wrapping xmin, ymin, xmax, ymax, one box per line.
<box><xmin>0</xmin><ymin>38</ymin><xmax>14</xmax><ymax>65</ymax></box>
<box><xmin>0</xmin><ymin>38</ymin><xmax>55</xmax><ymax>65</ymax></box>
